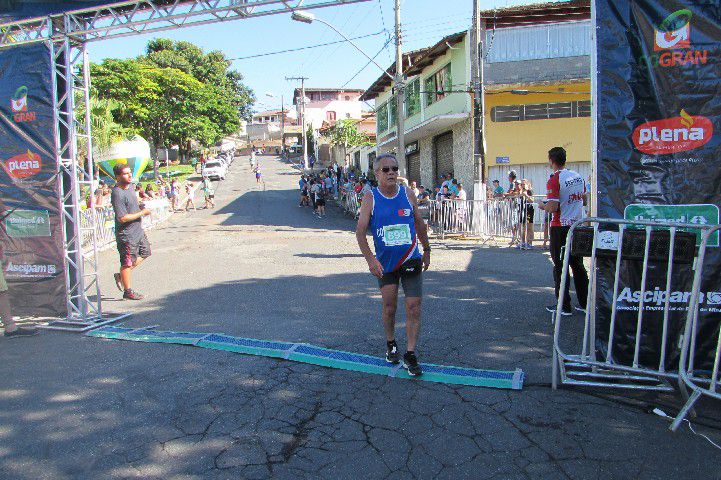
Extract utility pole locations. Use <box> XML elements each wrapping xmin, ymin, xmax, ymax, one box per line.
<box><xmin>286</xmin><ymin>76</ymin><xmax>310</xmax><ymax>169</ymax></box>
<box><xmin>470</xmin><ymin>0</ymin><xmax>487</xmax><ymax>198</ymax></box>
<box><xmin>394</xmin><ymin>0</ymin><xmax>406</xmax><ymax>177</ymax></box>
<box><xmin>280</xmin><ymin>94</ymin><xmax>285</xmax><ymax>153</ymax></box>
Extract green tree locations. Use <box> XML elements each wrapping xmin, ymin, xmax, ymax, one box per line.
<box><xmin>322</xmin><ymin>119</ymin><xmax>373</xmax><ymax>163</ymax></box>
<box><xmin>90</xmin><ymin>39</ymin><xmax>254</xmax><ymax>167</ymax></box>
<box><xmin>144</xmin><ymin>38</ymin><xmax>255</xmax><ymax>122</ymax></box>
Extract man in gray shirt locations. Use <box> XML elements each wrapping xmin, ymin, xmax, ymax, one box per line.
<box><xmin>111</xmin><ymin>164</ymin><xmax>151</xmax><ymax>300</ymax></box>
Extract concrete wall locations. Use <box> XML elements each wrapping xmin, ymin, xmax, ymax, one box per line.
<box><xmin>452</xmin><ymin>117</ymin><xmax>474</xmax><ymax>197</ymax></box>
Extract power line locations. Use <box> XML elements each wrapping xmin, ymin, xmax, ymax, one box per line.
<box><xmin>342</xmin><ymin>36</ymin><xmax>393</xmax><ymax>88</ymax></box>
<box><xmin>227</xmin><ymin>31</ymin><xmax>384</xmax><ymax>61</ymax></box>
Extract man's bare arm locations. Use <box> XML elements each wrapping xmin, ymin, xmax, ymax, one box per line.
<box><xmin>356</xmin><ymin>192</ymin><xmax>383</xmax><ymax>278</ymax></box>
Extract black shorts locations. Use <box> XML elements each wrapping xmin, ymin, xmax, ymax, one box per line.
<box><xmin>378</xmin><ymin>258</ymin><xmax>423</xmax><ymax>297</ymax></box>
<box><xmin>316</xmin><ymin>198</ymin><xmax>326</xmax><ymax>207</ymax></box>
<box><xmin>117</xmin><ymin>233</ymin><xmax>151</xmax><ymax>268</ymax></box>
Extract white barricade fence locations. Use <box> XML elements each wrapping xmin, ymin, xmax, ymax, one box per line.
<box><xmin>80</xmin><ymin>197</ymin><xmax>174</xmax><ymax>253</ymax></box>
<box><xmin>337</xmin><ymin>189</ymin><xmax>362</xmax><ymax>218</ymax></box>
<box><xmin>552</xmin><ymin>218</ymin><xmax>715</xmax><ymax>395</ymax></box>
<box><xmin>427</xmin><ymin>196</ymin><xmax>545</xmax><ymax>240</ymax></box>
<box><xmin>671</xmin><ymin>224</ymin><xmax>721</xmax><ymax>431</ymax></box>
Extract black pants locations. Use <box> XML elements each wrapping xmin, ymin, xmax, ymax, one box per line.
<box><xmin>550</xmin><ymin>226</ymin><xmax>589</xmax><ymax>310</ymax></box>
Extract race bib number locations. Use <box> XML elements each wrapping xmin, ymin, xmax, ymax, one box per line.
<box><xmin>383</xmin><ymin>224</ymin><xmax>412</xmax><ymax>246</ymax></box>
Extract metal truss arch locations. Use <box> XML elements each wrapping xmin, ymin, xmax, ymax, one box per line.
<box><xmin>0</xmin><ymin>0</ymin><xmax>370</xmax><ymax>48</ymax></box>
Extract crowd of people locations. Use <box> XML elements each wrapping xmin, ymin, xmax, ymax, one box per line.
<box><xmin>86</xmin><ymin>173</ymin><xmax>219</xmax><ymax>215</ymax></box>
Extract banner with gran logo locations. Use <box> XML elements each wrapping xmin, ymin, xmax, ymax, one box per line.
<box><xmin>595</xmin><ymin>1</ymin><xmax>721</xmax><ymax>370</ymax></box>
<box><xmin>0</xmin><ymin>42</ymin><xmax>66</xmax><ymax>316</ymax></box>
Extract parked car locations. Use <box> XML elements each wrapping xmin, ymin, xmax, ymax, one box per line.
<box><xmin>204</xmin><ymin>161</ymin><xmax>227</xmax><ymax>180</ymax></box>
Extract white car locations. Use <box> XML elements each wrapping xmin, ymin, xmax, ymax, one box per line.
<box><xmin>204</xmin><ymin>161</ymin><xmax>227</xmax><ymax>180</ymax></box>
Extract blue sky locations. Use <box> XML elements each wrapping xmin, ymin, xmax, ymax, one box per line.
<box><xmin>87</xmin><ymin>0</ymin><xmax>541</xmax><ymax>112</ymax></box>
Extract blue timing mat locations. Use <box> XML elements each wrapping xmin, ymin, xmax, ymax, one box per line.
<box><xmin>87</xmin><ymin>326</ymin><xmax>525</xmax><ymax>390</ymax></box>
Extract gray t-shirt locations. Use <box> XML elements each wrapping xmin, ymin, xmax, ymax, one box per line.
<box><xmin>111</xmin><ymin>185</ymin><xmax>143</xmax><ymax>242</ymax></box>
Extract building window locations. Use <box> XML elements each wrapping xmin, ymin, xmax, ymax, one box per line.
<box><xmin>377</xmin><ymin>102</ymin><xmax>389</xmax><ymax>132</ymax></box>
<box><xmin>326</xmin><ymin>111</ymin><xmax>336</xmax><ymax>121</ymax></box>
<box><xmin>424</xmin><ymin>63</ymin><xmax>452</xmax><ymax>107</ymax></box>
<box><xmin>491</xmin><ymin>100</ymin><xmax>591</xmax><ymax>122</ymax></box>
<box><xmin>389</xmin><ymin>96</ymin><xmax>397</xmax><ymax>126</ymax></box>
<box><xmin>405</xmin><ymin>78</ymin><xmax>421</xmax><ymax>118</ymax></box>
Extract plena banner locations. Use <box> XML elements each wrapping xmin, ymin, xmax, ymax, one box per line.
<box><xmin>0</xmin><ymin>42</ymin><xmax>66</xmax><ymax>316</ymax></box>
<box><xmin>595</xmin><ymin>1</ymin><xmax>721</xmax><ymax>370</ymax></box>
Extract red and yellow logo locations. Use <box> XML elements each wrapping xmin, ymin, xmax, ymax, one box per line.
<box><xmin>2</xmin><ymin>150</ymin><xmax>42</xmax><ymax>179</ymax></box>
<box><xmin>648</xmin><ymin>9</ymin><xmax>709</xmax><ymax>68</ymax></box>
<box><xmin>633</xmin><ymin>110</ymin><xmax>713</xmax><ymax>154</ymax></box>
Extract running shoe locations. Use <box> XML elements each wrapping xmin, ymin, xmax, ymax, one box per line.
<box><xmin>546</xmin><ymin>305</ymin><xmax>573</xmax><ymax>316</ymax></box>
<box><xmin>123</xmin><ymin>289</ymin><xmax>145</xmax><ymax>301</ymax></box>
<box><xmin>4</xmin><ymin>327</ymin><xmax>39</xmax><ymax>339</ymax></box>
<box><xmin>403</xmin><ymin>352</ymin><xmax>423</xmax><ymax>377</ymax></box>
<box><xmin>575</xmin><ymin>306</ymin><xmax>587</xmax><ymax>314</ymax></box>
<box><xmin>113</xmin><ymin>272</ymin><xmax>123</xmax><ymax>292</ymax></box>
<box><xmin>386</xmin><ymin>341</ymin><xmax>400</xmax><ymax>364</ymax></box>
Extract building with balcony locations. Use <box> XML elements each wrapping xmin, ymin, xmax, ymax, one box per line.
<box><xmin>362</xmin><ymin>0</ymin><xmax>592</xmax><ymax>198</ymax></box>
<box><xmin>362</xmin><ymin>35</ymin><xmax>474</xmax><ymax>192</ymax></box>
<box><xmin>292</xmin><ymin>88</ymin><xmax>365</xmax><ymax>131</ymax></box>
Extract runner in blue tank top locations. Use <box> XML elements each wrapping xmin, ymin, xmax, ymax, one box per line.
<box><xmin>356</xmin><ymin>154</ymin><xmax>431</xmax><ymax>377</ymax></box>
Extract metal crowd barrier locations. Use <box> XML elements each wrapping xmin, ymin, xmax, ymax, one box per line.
<box><xmin>671</xmin><ymin>225</ymin><xmax>721</xmax><ymax>431</ymax></box>
<box><xmin>552</xmin><ymin>218</ymin><xmax>715</xmax><ymax>394</ymax></box>
<box><xmin>427</xmin><ymin>196</ymin><xmax>545</xmax><ymax>240</ymax></box>
<box><xmin>337</xmin><ymin>190</ymin><xmax>362</xmax><ymax>218</ymax></box>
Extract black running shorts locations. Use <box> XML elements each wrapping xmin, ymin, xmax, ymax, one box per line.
<box><xmin>378</xmin><ymin>258</ymin><xmax>423</xmax><ymax>297</ymax></box>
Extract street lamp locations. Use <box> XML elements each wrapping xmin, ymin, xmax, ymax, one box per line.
<box><xmin>291</xmin><ymin>8</ymin><xmax>404</xmax><ymax>174</ymax></box>
<box><xmin>291</xmin><ymin>10</ymin><xmax>394</xmax><ymax>81</ymax></box>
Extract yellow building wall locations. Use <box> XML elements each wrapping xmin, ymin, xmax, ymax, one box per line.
<box><xmin>484</xmin><ymin>82</ymin><xmax>592</xmax><ymax>175</ymax></box>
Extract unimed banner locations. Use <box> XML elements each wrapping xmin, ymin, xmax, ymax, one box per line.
<box><xmin>595</xmin><ymin>1</ymin><xmax>721</xmax><ymax>369</ymax></box>
<box><xmin>0</xmin><ymin>43</ymin><xmax>66</xmax><ymax>316</ymax></box>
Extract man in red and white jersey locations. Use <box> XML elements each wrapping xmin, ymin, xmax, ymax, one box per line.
<box><xmin>538</xmin><ymin>147</ymin><xmax>589</xmax><ymax>316</ymax></box>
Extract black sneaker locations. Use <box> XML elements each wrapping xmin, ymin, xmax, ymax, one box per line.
<box><xmin>4</xmin><ymin>327</ymin><xmax>39</xmax><ymax>339</ymax></box>
<box><xmin>546</xmin><ymin>305</ymin><xmax>573</xmax><ymax>316</ymax></box>
<box><xmin>113</xmin><ymin>272</ymin><xmax>123</xmax><ymax>292</ymax></box>
<box><xmin>403</xmin><ymin>352</ymin><xmax>423</xmax><ymax>377</ymax></box>
<box><xmin>123</xmin><ymin>289</ymin><xmax>145</xmax><ymax>300</ymax></box>
<box><xmin>386</xmin><ymin>341</ymin><xmax>400</xmax><ymax>364</ymax></box>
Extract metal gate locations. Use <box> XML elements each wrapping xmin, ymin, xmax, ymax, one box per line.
<box><xmin>433</xmin><ymin>132</ymin><xmax>453</xmax><ymax>185</ymax></box>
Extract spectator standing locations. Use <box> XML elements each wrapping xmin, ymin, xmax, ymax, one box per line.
<box><xmin>169</xmin><ymin>179</ymin><xmax>180</xmax><ymax>212</ymax></box>
<box><xmin>184</xmin><ymin>181</ymin><xmax>198</xmax><ymax>211</ymax></box>
<box><xmin>110</xmin><ymin>164</ymin><xmax>152</xmax><ymax>300</ymax></box>
<box><xmin>311</xmin><ymin>180</ymin><xmax>325</xmax><ymax>217</ymax></box>
<box><xmin>202</xmin><ymin>176</ymin><xmax>215</xmax><ymax>209</ymax></box>
<box><xmin>492</xmin><ymin>180</ymin><xmax>504</xmax><ymax>198</ymax></box>
<box><xmin>519</xmin><ymin>179</ymin><xmax>535</xmax><ymax>250</ymax></box>
<box><xmin>410</xmin><ymin>181</ymin><xmax>420</xmax><ymax>197</ymax></box>
<box><xmin>538</xmin><ymin>147</ymin><xmax>589</xmax><ymax>316</ymax></box>
<box><xmin>417</xmin><ymin>186</ymin><xmax>430</xmax><ymax>206</ymax></box>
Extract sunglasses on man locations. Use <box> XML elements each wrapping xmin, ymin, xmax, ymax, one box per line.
<box><xmin>381</xmin><ymin>166</ymin><xmax>399</xmax><ymax>173</ymax></box>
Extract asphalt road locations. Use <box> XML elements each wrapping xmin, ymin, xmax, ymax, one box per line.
<box><xmin>0</xmin><ymin>155</ymin><xmax>719</xmax><ymax>479</ymax></box>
